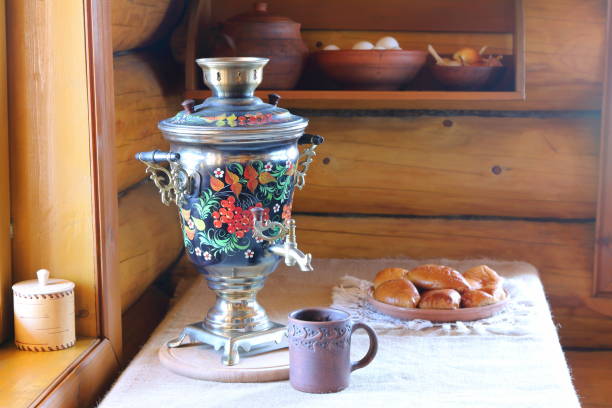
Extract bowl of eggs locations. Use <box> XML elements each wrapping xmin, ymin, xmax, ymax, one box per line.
<box><xmin>313</xmin><ymin>37</ymin><xmax>427</xmax><ymax>90</ymax></box>
<box><xmin>428</xmin><ymin>44</ymin><xmax>506</xmax><ymax>90</ymax></box>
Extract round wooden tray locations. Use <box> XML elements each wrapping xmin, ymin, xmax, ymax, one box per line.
<box><xmin>159</xmin><ymin>343</ymin><xmax>289</xmax><ymax>383</ymax></box>
<box><xmin>366</xmin><ymin>289</ymin><xmax>509</xmax><ymax>322</ymax></box>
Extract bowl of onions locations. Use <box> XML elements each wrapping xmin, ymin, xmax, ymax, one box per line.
<box><xmin>313</xmin><ymin>37</ymin><xmax>427</xmax><ymax>90</ymax></box>
<box><xmin>428</xmin><ymin>44</ymin><xmax>506</xmax><ymax>90</ymax></box>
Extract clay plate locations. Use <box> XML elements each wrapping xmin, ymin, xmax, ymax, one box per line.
<box><xmin>367</xmin><ymin>288</ymin><xmax>509</xmax><ymax>322</ymax></box>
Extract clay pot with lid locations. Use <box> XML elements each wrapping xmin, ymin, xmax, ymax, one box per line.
<box><xmin>212</xmin><ymin>2</ymin><xmax>308</xmax><ymax>89</ymax></box>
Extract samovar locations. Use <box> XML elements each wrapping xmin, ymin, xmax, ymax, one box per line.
<box><xmin>136</xmin><ymin>57</ymin><xmax>323</xmax><ymax>366</ymax></box>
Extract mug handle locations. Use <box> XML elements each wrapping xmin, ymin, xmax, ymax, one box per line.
<box><xmin>350</xmin><ymin>322</ymin><xmax>378</xmax><ymax>372</ymax></box>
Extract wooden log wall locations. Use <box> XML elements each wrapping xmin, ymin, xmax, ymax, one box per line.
<box><xmin>112</xmin><ymin>1</ymin><xmax>185</xmax><ymax>313</ymax></box>
<box><xmin>113</xmin><ymin>0</ymin><xmax>612</xmax><ymax>350</ymax></box>
<box><xmin>290</xmin><ymin>1</ymin><xmax>608</xmax><ymax>349</ymax></box>
<box><xmin>111</xmin><ymin>0</ymin><xmax>185</xmax><ymax>53</ymax></box>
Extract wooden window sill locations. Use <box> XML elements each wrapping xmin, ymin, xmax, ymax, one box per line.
<box><xmin>0</xmin><ymin>337</ymin><xmax>98</xmax><ymax>408</ymax></box>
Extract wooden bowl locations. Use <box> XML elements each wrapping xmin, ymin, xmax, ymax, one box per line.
<box><xmin>367</xmin><ymin>289</ymin><xmax>509</xmax><ymax>323</ymax></box>
<box><xmin>430</xmin><ymin>65</ymin><xmax>506</xmax><ymax>90</ymax></box>
<box><xmin>314</xmin><ymin>50</ymin><xmax>427</xmax><ymax>90</ymax></box>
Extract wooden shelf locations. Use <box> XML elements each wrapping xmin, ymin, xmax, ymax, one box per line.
<box><xmin>0</xmin><ymin>337</ymin><xmax>98</xmax><ymax>408</ymax></box>
<box><xmin>184</xmin><ymin>0</ymin><xmax>525</xmax><ymax>110</ymax></box>
<box><xmin>185</xmin><ymin>90</ymin><xmax>525</xmax><ymax>110</ymax></box>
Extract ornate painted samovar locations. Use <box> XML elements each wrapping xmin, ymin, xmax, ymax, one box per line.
<box><xmin>136</xmin><ymin>57</ymin><xmax>323</xmax><ymax>366</ymax></box>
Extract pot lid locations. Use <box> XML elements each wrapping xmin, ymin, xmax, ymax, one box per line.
<box><xmin>159</xmin><ymin>57</ymin><xmax>307</xmax><ymax>142</ymax></box>
<box><xmin>227</xmin><ymin>2</ymin><xmax>298</xmax><ymax>24</ymax></box>
<box><xmin>12</xmin><ymin>269</ymin><xmax>75</xmax><ymax>296</ymax></box>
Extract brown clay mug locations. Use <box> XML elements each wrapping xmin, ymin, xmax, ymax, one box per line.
<box><xmin>287</xmin><ymin>307</ymin><xmax>378</xmax><ymax>393</ymax></box>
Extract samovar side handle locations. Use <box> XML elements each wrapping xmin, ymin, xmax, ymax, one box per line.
<box><xmin>295</xmin><ymin>134</ymin><xmax>324</xmax><ymax>190</ymax></box>
<box><xmin>135</xmin><ymin>150</ymin><xmax>194</xmax><ymax>207</ymax></box>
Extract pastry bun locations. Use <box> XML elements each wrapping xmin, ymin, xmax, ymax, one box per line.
<box><xmin>461</xmin><ymin>290</ymin><xmax>497</xmax><ymax>308</ymax></box>
<box><xmin>418</xmin><ymin>289</ymin><xmax>461</xmax><ymax>310</ymax></box>
<box><xmin>463</xmin><ymin>265</ymin><xmax>503</xmax><ymax>290</ymax></box>
<box><xmin>373</xmin><ymin>267</ymin><xmax>409</xmax><ymax>289</ymax></box>
<box><xmin>407</xmin><ymin>264</ymin><xmax>471</xmax><ymax>292</ymax></box>
<box><xmin>373</xmin><ymin>279</ymin><xmax>420</xmax><ymax>308</ymax></box>
<box><xmin>483</xmin><ymin>285</ymin><xmax>507</xmax><ymax>302</ymax></box>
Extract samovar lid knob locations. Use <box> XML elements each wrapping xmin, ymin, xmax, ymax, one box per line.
<box><xmin>268</xmin><ymin>93</ymin><xmax>281</xmax><ymax>106</ymax></box>
<box><xmin>181</xmin><ymin>99</ymin><xmax>196</xmax><ymax>114</ymax></box>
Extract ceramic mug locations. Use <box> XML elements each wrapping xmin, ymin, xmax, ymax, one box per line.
<box><xmin>287</xmin><ymin>307</ymin><xmax>378</xmax><ymax>393</ymax></box>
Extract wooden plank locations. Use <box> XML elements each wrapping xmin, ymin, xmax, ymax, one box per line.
<box><xmin>114</xmin><ymin>52</ymin><xmax>183</xmax><ymax>193</ymax></box>
<box><xmin>186</xmin><ymin>90</ymin><xmax>525</xmax><ymax>102</ymax></box>
<box><xmin>118</xmin><ymin>182</ymin><xmax>183</xmax><ymax>312</ymax></box>
<box><xmin>566</xmin><ymin>351</ymin><xmax>612</xmax><ymax>408</ymax></box>
<box><xmin>594</xmin><ymin>0</ymin><xmax>612</xmax><ymax>297</ymax></box>
<box><xmin>301</xmin><ymin>31</ymin><xmax>513</xmax><ymax>54</ymax></box>
<box><xmin>111</xmin><ymin>0</ymin><xmax>185</xmax><ymax>52</ymax></box>
<box><xmin>7</xmin><ymin>0</ymin><xmax>100</xmax><ymax>337</ymax></box>
<box><xmin>209</xmin><ymin>0</ymin><xmax>516</xmax><ymax>33</ymax></box>
<box><xmin>122</xmin><ymin>285</ymin><xmax>170</xmax><ymax>365</ymax></box>
<box><xmin>293</xmin><ymin>215</ymin><xmax>612</xmax><ymax>347</ymax></box>
<box><xmin>292</xmin><ymin>115</ymin><xmax>599</xmax><ymax>219</ymax></box>
<box><xmin>0</xmin><ymin>0</ymin><xmax>10</xmax><ymax>343</ymax></box>
<box><xmin>0</xmin><ymin>337</ymin><xmax>98</xmax><ymax>408</ymax></box>
<box><xmin>85</xmin><ymin>0</ymin><xmax>122</xmax><ymax>360</ymax></box>
<box><xmin>37</xmin><ymin>339</ymin><xmax>118</xmax><ymax>408</ymax></box>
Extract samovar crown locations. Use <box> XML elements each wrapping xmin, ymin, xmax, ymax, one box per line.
<box><xmin>196</xmin><ymin>57</ymin><xmax>269</xmax><ymax>98</ymax></box>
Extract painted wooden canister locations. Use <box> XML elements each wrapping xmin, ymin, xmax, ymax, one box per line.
<box><xmin>12</xmin><ymin>269</ymin><xmax>76</xmax><ymax>351</ymax></box>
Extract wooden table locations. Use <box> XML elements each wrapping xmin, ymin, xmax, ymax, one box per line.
<box><xmin>100</xmin><ymin>258</ymin><xmax>580</xmax><ymax>408</ymax></box>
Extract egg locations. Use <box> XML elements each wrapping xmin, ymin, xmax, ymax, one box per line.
<box><xmin>323</xmin><ymin>44</ymin><xmax>340</xmax><ymax>50</ymax></box>
<box><xmin>375</xmin><ymin>36</ymin><xmax>400</xmax><ymax>49</ymax></box>
<box><xmin>373</xmin><ymin>46</ymin><xmax>385</xmax><ymax>50</ymax></box>
<box><xmin>352</xmin><ymin>41</ymin><xmax>374</xmax><ymax>50</ymax></box>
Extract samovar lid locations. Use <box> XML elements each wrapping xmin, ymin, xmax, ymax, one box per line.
<box><xmin>158</xmin><ymin>57</ymin><xmax>307</xmax><ymax>144</ymax></box>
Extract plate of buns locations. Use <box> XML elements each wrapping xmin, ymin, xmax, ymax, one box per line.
<box><xmin>367</xmin><ymin>264</ymin><xmax>508</xmax><ymax>322</ymax></box>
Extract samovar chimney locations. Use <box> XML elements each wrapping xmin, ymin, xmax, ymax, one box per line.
<box><xmin>197</xmin><ymin>57</ymin><xmax>268</xmax><ymax>98</ymax></box>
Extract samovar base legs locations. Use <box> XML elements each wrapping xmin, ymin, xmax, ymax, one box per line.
<box><xmin>166</xmin><ymin>321</ymin><xmax>287</xmax><ymax>366</ymax></box>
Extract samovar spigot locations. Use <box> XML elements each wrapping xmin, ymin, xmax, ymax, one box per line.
<box><xmin>269</xmin><ymin>219</ymin><xmax>313</xmax><ymax>271</ymax></box>
<box><xmin>250</xmin><ymin>209</ymin><xmax>313</xmax><ymax>271</ymax></box>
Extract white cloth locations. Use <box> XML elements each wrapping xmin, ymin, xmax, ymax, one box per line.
<box><xmin>99</xmin><ymin>258</ymin><xmax>580</xmax><ymax>408</ymax></box>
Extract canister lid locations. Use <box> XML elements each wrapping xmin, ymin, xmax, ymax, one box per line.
<box><xmin>12</xmin><ymin>269</ymin><xmax>75</xmax><ymax>296</ymax></box>
<box><xmin>158</xmin><ymin>57</ymin><xmax>308</xmax><ymax>144</ymax></box>
<box><xmin>226</xmin><ymin>2</ymin><xmax>299</xmax><ymax>25</ymax></box>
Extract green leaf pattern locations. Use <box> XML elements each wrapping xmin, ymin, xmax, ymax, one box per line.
<box><xmin>179</xmin><ymin>159</ymin><xmax>294</xmax><ymax>261</ymax></box>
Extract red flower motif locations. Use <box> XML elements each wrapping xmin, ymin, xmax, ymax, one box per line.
<box><xmin>282</xmin><ymin>202</ymin><xmax>292</xmax><ymax>221</ymax></box>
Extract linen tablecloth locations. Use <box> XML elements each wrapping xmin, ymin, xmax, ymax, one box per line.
<box><xmin>99</xmin><ymin>258</ymin><xmax>581</xmax><ymax>408</ymax></box>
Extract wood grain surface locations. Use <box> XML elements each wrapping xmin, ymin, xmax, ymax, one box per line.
<box><xmin>293</xmin><ymin>215</ymin><xmax>612</xmax><ymax>348</ymax></box>
<box><xmin>121</xmin><ymin>284</ymin><xmax>170</xmax><ymax>364</ymax></box>
<box><xmin>0</xmin><ymin>0</ymin><xmax>10</xmax><ymax>343</ymax></box>
<box><xmin>301</xmin><ymin>31</ymin><xmax>513</xmax><ymax>55</ymax></box>
<box><xmin>86</xmin><ymin>0</ymin><xmax>123</xmax><ymax>360</ymax></box>
<box><xmin>566</xmin><ymin>350</ymin><xmax>612</xmax><ymax>408</ymax></box>
<box><xmin>295</xmin><ymin>115</ymin><xmax>599</xmax><ymax>219</ymax></box>
<box><xmin>37</xmin><ymin>339</ymin><xmax>118</xmax><ymax>408</ymax></box>
<box><xmin>118</xmin><ymin>182</ymin><xmax>183</xmax><ymax>312</ymax></box>
<box><xmin>111</xmin><ymin>0</ymin><xmax>185</xmax><ymax>52</ymax></box>
<box><xmin>114</xmin><ymin>51</ymin><xmax>183</xmax><ymax>193</ymax></box>
<box><xmin>7</xmin><ymin>0</ymin><xmax>100</xmax><ymax>337</ymax></box>
<box><xmin>209</xmin><ymin>0</ymin><xmax>516</xmax><ymax>33</ymax></box>
<box><xmin>0</xmin><ymin>337</ymin><xmax>98</xmax><ymax>408</ymax></box>
<box><xmin>594</xmin><ymin>0</ymin><xmax>612</xmax><ymax>297</ymax></box>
